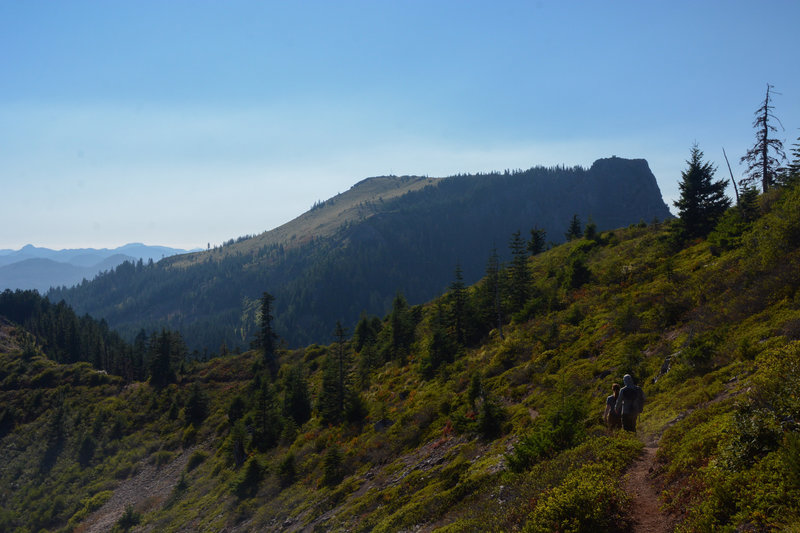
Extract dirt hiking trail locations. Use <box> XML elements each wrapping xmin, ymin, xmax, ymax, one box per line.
<box><xmin>624</xmin><ymin>439</ymin><xmax>676</xmax><ymax>533</ymax></box>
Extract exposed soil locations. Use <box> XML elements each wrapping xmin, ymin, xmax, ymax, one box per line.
<box><xmin>77</xmin><ymin>447</ymin><xmax>195</xmax><ymax>533</ymax></box>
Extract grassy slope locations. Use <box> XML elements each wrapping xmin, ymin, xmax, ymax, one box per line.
<box><xmin>169</xmin><ymin>175</ymin><xmax>437</xmax><ymax>267</ymax></box>
<box><xmin>2</xmin><ymin>187</ymin><xmax>799</xmax><ymax>532</ymax></box>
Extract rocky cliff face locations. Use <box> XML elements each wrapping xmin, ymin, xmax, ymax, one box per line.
<box><xmin>581</xmin><ymin>157</ymin><xmax>672</xmax><ymax>227</ymax></box>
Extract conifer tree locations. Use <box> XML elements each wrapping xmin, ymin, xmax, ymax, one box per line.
<box><xmin>483</xmin><ymin>248</ymin><xmax>504</xmax><ymax>338</ymax></box>
<box><xmin>252</xmin><ymin>382</ymin><xmax>283</xmax><ymax>451</ymax></box>
<box><xmin>148</xmin><ymin>330</ymin><xmax>175</xmax><ymax>388</ymax></box>
<box><xmin>185</xmin><ymin>382</ymin><xmax>209</xmax><ymax>427</ymax></box>
<box><xmin>565</xmin><ymin>215</ymin><xmax>582</xmax><ymax>241</ymax></box>
<box><xmin>318</xmin><ymin>352</ymin><xmax>341</xmax><ymax>424</ymax></box>
<box><xmin>384</xmin><ymin>293</ymin><xmax>414</xmax><ymax>363</ymax></box>
<box><xmin>319</xmin><ymin>323</ymin><xmax>350</xmax><ymax>424</ymax></box>
<box><xmin>421</xmin><ymin>302</ymin><xmax>457</xmax><ymax>379</ymax></box>
<box><xmin>282</xmin><ymin>363</ymin><xmax>311</xmax><ymax>425</ymax></box>
<box><xmin>740</xmin><ymin>84</ymin><xmax>786</xmax><ymax>192</ymax></box>
<box><xmin>780</xmin><ymin>136</ymin><xmax>800</xmax><ymax>188</ymax></box>
<box><xmin>673</xmin><ymin>144</ymin><xmax>731</xmax><ymax>240</ymax></box>
<box><xmin>353</xmin><ymin>314</ymin><xmax>380</xmax><ymax>352</ymax></box>
<box><xmin>448</xmin><ymin>264</ymin><xmax>467</xmax><ymax>345</ymax></box>
<box><xmin>259</xmin><ymin>292</ymin><xmax>278</xmax><ymax>378</ymax></box>
<box><xmin>527</xmin><ymin>226</ymin><xmax>547</xmax><ymax>255</ymax></box>
<box><xmin>507</xmin><ymin>231</ymin><xmax>530</xmax><ymax>312</ymax></box>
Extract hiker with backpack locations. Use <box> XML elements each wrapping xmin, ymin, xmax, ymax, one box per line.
<box><xmin>615</xmin><ymin>374</ymin><xmax>645</xmax><ymax>432</ymax></box>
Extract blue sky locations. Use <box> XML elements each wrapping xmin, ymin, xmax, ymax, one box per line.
<box><xmin>2</xmin><ymin>1</ymin><xmax>799</xmax><ymax>250</ymax></box>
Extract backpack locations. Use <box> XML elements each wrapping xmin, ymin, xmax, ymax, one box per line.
<box><xmin>632</xmin><ymin>386</ymin><xmax>645</xmax><ymax>413</ymax></box>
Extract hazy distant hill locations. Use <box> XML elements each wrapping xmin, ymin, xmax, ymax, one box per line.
<box><xmin>0</xmin><ymin>244</ymin><xmax>194</xmax><ymax>292</ymax></box>
<box><xmin>50</xmin><ymin>157</ymin><xmax>672</xmax><ymax>350</ymax></box>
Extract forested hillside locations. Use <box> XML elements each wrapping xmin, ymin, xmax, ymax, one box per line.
<box><xmin>49</xmin><ymin>157</ymin><xmax>671</xmax><ymax>350</ymax></box>
<box><xmin>2</xmin><ymin>176</ymin><xmax>799</xmax><ymax>532</ymax></box>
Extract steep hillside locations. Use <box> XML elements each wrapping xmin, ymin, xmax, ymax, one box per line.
<box><xmin>2</xmin><ymin>183</ymin><xmax>798</xmax><ymax>532</ymax></box>
<box><xmin>50</xmin><ymin>158</ymin><xmax>671</xmax><ymax>350</ymax></box>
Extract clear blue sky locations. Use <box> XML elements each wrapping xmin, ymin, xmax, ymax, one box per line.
<box><xmin>2</xmin><ymin>1</ymin><xmax>799</xmax><ymax>250</ymax></box>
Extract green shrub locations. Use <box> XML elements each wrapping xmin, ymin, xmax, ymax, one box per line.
<box><xmin>182</xmin><ymin>424</ymin><xmax>197</xmax><ymax>447</ymax></box>
<box><xmin>152</xmin><ymin>450</ymin><xmax>174</xmax><ymax>469</ymax></box>
<box><xmin>523</xmin><ymin>463</ymin><xmax>631</xmax><ymax>533</ymax></box>
<box><xmin>507</xmin><ymin>397</ymin><xmax>587</xmax><ymax>472</ymax></box>
<box><xmin>232</xmin><ymin>457</ymin><xmax>263</xmax><ymax>499</ymax></box>
<box><xmin>112</xmin><ymin>505</ymin><xmax>141</xmax><ymax>532</ymax></box>
<box><xmin>322</xmin><ymin>446</ymin><xmax>343</xmax><ymax>487</ymax></box>
<box><xmin>186</xmin><ymin>450</ymin><xmax>208</xmax><ymax>472</ymax></box>
<box><xmin>277</xmin><ymin>453</ymin><xmax>296</xmax><ymax>488</ymax></box>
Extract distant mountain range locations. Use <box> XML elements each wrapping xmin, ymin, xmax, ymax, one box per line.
<box><xmin>51</xmin><ymin>157</ymin><xmax>673</xmax><ymax>350</ymax></box>
<box><xmin>0</xmin><ymin>243</ymin><xmax>196</xmax><ymax>293</ymax></box>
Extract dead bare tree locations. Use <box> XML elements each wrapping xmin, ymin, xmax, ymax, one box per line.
<box><xmin>740</xmin><ymin>83</ymin><xmax>786</xmax><ymax>192</ymax></box>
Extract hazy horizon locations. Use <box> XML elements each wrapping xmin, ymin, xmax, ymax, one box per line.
<box><xmin>3</xmin><ymin>1</ymin><xmax>799</xmax><ymax>250</ymax></box>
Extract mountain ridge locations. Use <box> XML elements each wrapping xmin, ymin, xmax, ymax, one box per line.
<box><xmin>0</xmin><ymin>243</ymin><xmax>197</xmax><ymax>292</ymax></box>
<box><xmin>50</xmin><ymin>157</ymin><xmax>672</xmax><ymax>349</ymax></box>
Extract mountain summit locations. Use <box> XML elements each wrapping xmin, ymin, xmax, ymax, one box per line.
<box><xmin>51</xmin><ymin>157</ymin><xmax>672</xmax><ymax>349</ymax></box>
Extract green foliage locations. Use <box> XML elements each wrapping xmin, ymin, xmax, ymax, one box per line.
<box><xmin>0</xmin><ymin>289</ymin><xmax>134</xmax><ymax>377</ymax></box>
<box><xmin>507</xmin><ymin>397</ymin><xmax>588</xmax><ymax>472</ymax></box>
<box><xmin>232</xmin><ymin>456</ymin><xmax>263</xmax><ymax>499</ymax></box>
<box><xmin>277</xmin><ymin>453</ymin><xmax>296</xmax><ymax>488</ymax></box>
<box><xmin>524</xmin><ymin>463</ymin><xmax>631</xmax><ymax>533</ymax></box>
<box><xmin>673</xmin><ymin>143</ymin><xmax>731</xmax><ymax>241</ymax></box>
<box><xmin>745</xmin><ymin>183</ymin><xmax>800</xmax><ymax>266</ymax></box>
<box><xmin>252</xmin><ymin>382</ymin><xmax>283</xmax><ymax>451</ymax></box>
<box><xmin>7</xmin><ymin>184</ymin><xmax>800</xmax><ymax>532</ymax></box>
<box><xmin>528</xmin><ymin>226</ymin><xmax>547</xmax><ymax>255</ymax></box>
<box><xmin>186</xmin><ymin>450</ymin><xmax>208</xmax><ymax>471</ymax></box>
<box><xmin>477</xmin><ymin>394</ymin><xmax>505</xmax><ymax>440</ymax></box>
<box><xmin>283</xmin><ymin>365</ymin><xmax>311</xmax><ymax>426</ymax></box>
<box><xmin>227</xmin><ymin>394</ymin><xmax>246</xmax><ymax>423</ymax></box>
<box><xmin>257</xmin><ymin>292</ymin><xmax>278</xmax><ymax>378</ymax></box>
<box><xmin>322</xmin><ymin>446</ymin><xmax>343</xmax><ymax>487</ymax></box>
<box><xmin>112</xmin><ymin>505</ymin><xmax>141</xmax><ymax>532</ymax></box>
<box><xmin>507</xmin><ymin>230</ymin><xmax>531</xmax><ymax>312</ymax></box>
<box><xmin>565</xmin><ymin>214</ymin><xmax>582</xmax><ymax>241</ymax></box>
<box><xmin>560</xmin><ymin>253</ymin><xmax>591</xmax><ymax>290</ymax></box>
<box><xmin>184</xmin><ymin>382</ymin><xmax>209</xmax><ymax>427</ymax></box>
<box><xmin>77</xmin><ymin>434</ymin><xmax>97</xmax><ymax>467</ymax></box>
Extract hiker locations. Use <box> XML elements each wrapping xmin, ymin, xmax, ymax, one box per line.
<box><xmin>615</xmin><ymin>374</ymin><xmax>645</xmax><ymax>432</ymax></box>
<box><xmin>603</xmin><ymin>383</ymin><xmax>621</xmax><ymax>430</ymax></box>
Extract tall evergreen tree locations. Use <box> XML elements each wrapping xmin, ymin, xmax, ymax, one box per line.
<box><xmin>383</xmin><ymin>293</ymin><xmax>414</xmax><ymax>363</ymax></box>
<box><xmin>282</xmin><ymin>363</ymin><xmax>311</xmax><ymax>425</ymax></box>
<box><xmin>565</xmin><ymin>215</ymin><xmax>582</xmax><ymax>241</ymax></box>
<box><xmin>333</xmin><ymin>322</ymin><xmax>347</xmax><ymax>417</ymax></box>
<box><xmin>483</xmin><ymin>247</ymin><xmax>504</xmax><ymax>339</ymax></box>
<box><xmin>507</xmin><ymin>231</ymin><xmax>530</xmax><ymax>312</ymax></box>
<box><xmin>319</xmin><ymin>323</ymin><xmax>352</xmax><ymax>424</ymax></box>
<box><xmin>259</xmin><ymin>292</ymin><xmax>278</xmax><ymax>378</ymax></box>
<box><xmin>318</xmin><ymin>352</ymin><xmax>341</xmax><ymax>424</ymax></box>
<box><xmin>780</xmin><ymin>136</ymin><xmax>800</xmax><ymax>188</ymax></box>
<box><xmin>740</xmin><ymin>84</ymin><xmax>786</xmax><ymax>192</ymax></box>
<box><xmin>252</xmin><ymin>382</ymin><xmax>283</xmax><ymax>451</ymax></box>
<box><xmin>673</xmin><ymin>144</ymin><xmax>731</xmax><ymax>240</ymax></box>
<box><xmin>353</xmin><ymin>313</ymin><xmax>381</xmax><ymax>352</ymax></box>
<box><xmin>148</xmin><ymin>330</ymin><xmax>175</xmax><ymax>388</ymax></box>
<box><xmin>527</xmin><ymin>226</ymin><xmax>547</xmax><ymax>255</ymax></box>
<box><xmin>421</xmin><ymin>302</ymin><xmax>457</xmax><ymax>379</ymax></box>
<box><xmin>448</xmin><ymin>264</ymin><xmax>467</xmax><ymax>345</ymax></box>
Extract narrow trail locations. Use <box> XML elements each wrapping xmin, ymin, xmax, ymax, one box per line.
<box><xmin>624</xmin><ymin>441</ymin><xmax>675</xmax><ymax>533</ymax></box>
